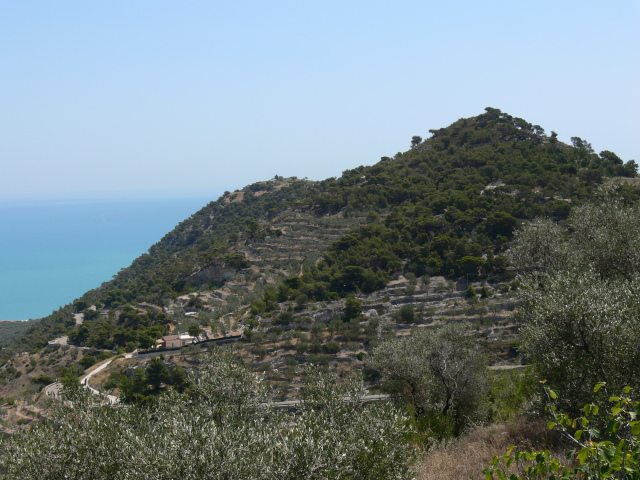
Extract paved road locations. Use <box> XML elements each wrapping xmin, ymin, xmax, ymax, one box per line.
<box><xmin>43</xmin><ymin>381</ymin><xmax>63</xmax><ymax>400</ymax></box>
<box><xmin>45</xmin><ymin>375</ymin><xmax>390</xmax><ymax>410</ymax></box>
<box><xmin>80</xmin><ymin>359</ymin><xmax>119</xmax><ymax>404</ymax></box>
<box><xmin>132</xmin><ymin>335</ymin><xmax>241</xmax><ymax>359</ymax></box>
<box><xmin>274</xmin><ymin>394</ymin><xmax>390</xmax><ymax>410</ymax></box>
<box><xmin>45</xmin><ymin>354</ymin><xmax>135</xmax><ymax>404</ymax></box>
<box><xmin>44</xmin><ymin>350</ymin><xmax>391</xmax><ymax>409</ymax></box>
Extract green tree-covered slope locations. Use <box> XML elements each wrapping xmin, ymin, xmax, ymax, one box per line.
<box><xmin>3</xmin><ymin>107</ymin><xmax>637</xmax><ymax>356</ymax></box>
<box><xmin>0</xmin><ymin>320</ymin><xmax>39</xmax><ymax>349</ymax></box>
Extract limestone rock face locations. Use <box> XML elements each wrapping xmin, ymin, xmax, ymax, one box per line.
<box><xmin>190</xmin><ymin>263</ymin><xmax>237</xmax><ymax>286</ymax></box>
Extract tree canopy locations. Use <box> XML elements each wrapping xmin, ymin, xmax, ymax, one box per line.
<box><xmin>0</xmin><ymin>353</ymin><xmax>415</xmax><ymax>479</ymax></box>
<box><xmin>510</xmin><ymin>185</ymin><xmax>640</xmax><ymax>410</ymax></box>
<box><xmin>368</xmin><ymin>323</ymin><xmax>487</xmax><ymax>435</ymax></box>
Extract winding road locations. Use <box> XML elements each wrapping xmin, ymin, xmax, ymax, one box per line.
<box><xmin>79</xmin><ymin>359</ymin><xmax>118</xmax><ymax>404</ymax></box>
<box><xmin>45</xmin><ymin>352</ymin><xmax>136</xmax><ymax>404</ymax></box>
<box><xmin>43</xmin><ymin>349</ymin><xmax>392</xmax><ymax>408</ymax></box>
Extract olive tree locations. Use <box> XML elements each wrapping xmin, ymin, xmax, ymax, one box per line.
<box><xmin>509</xmin><ymin>184</ymin><xmax>640</xmax><ymax>410</ymax></box>
<box><xmin>517</xmin><ymin>271</ymin><xmax>640</xmax><ymax>410</ymax></box>
<box><xmin>0</xmin><ymin>352</ymin><xmax>416</xmax><ymax>479</ymax></box>
<box><xmin>510</xmin><ymin>183</ymin><xmax>640</xmax><ymax>281</ymax></box>
<box><xmin>368</xmin><ymin>323</ymin><xmax>487</xmax><ymax>435</ymax></box>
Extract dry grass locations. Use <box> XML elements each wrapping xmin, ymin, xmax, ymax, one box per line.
<box><xmin>415</xmin><ymin>417</ymin><xmax>571</xmax><ymax>480</ymax></box>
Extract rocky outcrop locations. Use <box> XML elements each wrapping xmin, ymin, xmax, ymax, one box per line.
<box><xmin>189</xmin><ymin>263</ymin><xmax>237</xmax><ymax>286</ymax></box>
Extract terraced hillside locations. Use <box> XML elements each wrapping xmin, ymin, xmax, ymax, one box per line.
<box><xmin>243</xmin><ymin>212</ymin><xmax>369</xmax><ymax>272</ymax></box>
<box><xmin>1</xmin><ymin>108</ymin><xmax>638</xmax><ymax>415</ymax></box>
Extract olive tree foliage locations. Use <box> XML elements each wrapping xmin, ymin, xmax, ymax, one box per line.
<box><xmin>508</xmin><ymin>184</ymin><xmax>640</xmax><ymax>410</ymax></box>
<box><xmin>517</xmin><ymin>272</ymin><xmax>640</xmax><ymax>409</ymax></box>
<box><xmin>367</xmin><ymin>323</ymin><xmax>487</xmax><ymax>434</ymax></box>
<box><xmin>507</xmin><ymin>218</ymin><xmax>569</xmax><ymax>280</ymax></box>
<box><xmin>0</xmin><ymin>353</ymin><xmax>415</xmax><ymax>480</ymax></box>
<box><xmin>484</xmin><ymin>384</ymin><xmax>640</xmax><ymax>480</ymax></box>
<box><xmin>510</xmin><ymin>183</ymin><xmax>640</xmax><ymax>281</ymax></box>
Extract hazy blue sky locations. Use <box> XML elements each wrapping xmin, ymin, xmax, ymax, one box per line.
<box><xmin>1</xmin><ymin>1</ymin><xmax>638</xmax><ymax>201</ymax></box>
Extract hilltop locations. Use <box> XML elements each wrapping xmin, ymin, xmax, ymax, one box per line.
<box><xmin>1</xmin><ymin>107</ymin><xmax>638</xmax><ymax>422</ymax></box>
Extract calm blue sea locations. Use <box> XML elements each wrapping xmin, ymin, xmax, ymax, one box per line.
<box><xmin>0</xmin><ymin>195</ymin><xmax>217</xmax><ymax>321</ymax></box>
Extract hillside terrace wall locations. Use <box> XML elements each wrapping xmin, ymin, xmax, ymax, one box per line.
<box><xmin>134</xmin><ymin>335</ymin><xmax>241</xmax><ymax>359</ymax></box>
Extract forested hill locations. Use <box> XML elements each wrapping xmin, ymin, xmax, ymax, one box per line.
<box><xmin>6</xmin><ymin>107</ymin><xmax>638</xmax><ymax>354</ymax></box>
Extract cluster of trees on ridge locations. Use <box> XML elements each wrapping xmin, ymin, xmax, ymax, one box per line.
<box><xmin>2</xmin><ymin>107</ymin><xmax>638</xmax><ymax>360</ymax></box>
<box><xmin>2</xmin><ymin>148</ymin><xmax>640</xmax><ymax>478</ymax></box>
<box><xmin>2</xmin><ymin>186</ymin><xmax>639</xmax><ymax>477</ymax></box>
<box><xmin>250</xmin><ymin>108</ymin><xmax>639</xmax><ymax>310</ymax></box>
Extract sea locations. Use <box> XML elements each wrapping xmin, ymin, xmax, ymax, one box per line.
<box><xmin>0</xmin><ymin>195</ymin><xmax>218</xmax><ymax>321</ymax></box>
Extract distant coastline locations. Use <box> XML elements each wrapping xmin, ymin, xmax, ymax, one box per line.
<box><xmin>0</xmin><ymin>194</ymin><xmax>218</xmax><ymax>321</ymax></box>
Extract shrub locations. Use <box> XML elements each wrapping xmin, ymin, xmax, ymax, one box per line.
<box><xmin>344</xmin><ymin>295</ymin><xmax>362</xmax><ymax>319</ymax></box>
<box><xmin>103</xmin><ymin>377</ymin><xmax>119</xmax><ymax>391</ymax></box>
<box><xmin>511</xmin><ymin>187</ymin><xmax>640</xmax><ymax>411</ymax></box>
<box><xmin>484</xmin><ymin>384</ymin><xmax>640</xmax><ymax>479</ymax></box>
<box><xmin>400</xmin><ymin>304</ymin><xmax>417</xmax><ymax>323</ymax></box>
<box><xmin>307</xmin><ymin>354</ymin><xmax>331</xmax><ymax>365</ymax></box>
<box><xmin>310</xmin><ymin>322</ymin><xmax>325</xmax><ymax>338</ymax></box>
<box><xmin>368</xmin><ymin>323</ymin><xmax>487</xmax><ymax>436</ymax></box>
<box><xmin>284</xmin><ymin>356</ymin><xmax>299</xmax><ymax>366</ymax></box>
<box><xmin>486</xmin><ymin>368</ymin><xmax>536</xmax><ymax>422</ymax></box>
<box><xmin>308</xmin><ymin>340</ymin><xmax>322</xmax><ymax>354</ymax></box>
<box><xmin>323</xmin><ymin>341</ymin><xmax>341</xmax><ymax>354</ymax></box>
<box><xmin>79</xmin><ymin>355</ymin><xmax>97</xmax><ymax>369</ymax></box>
<box><xmin>252</xmin><ymin>345</ymin><xmax>267</xmax><ymax>359</ymax></box>
<box><xmin>0</xmin><ymin>353</ymin><xmax>416</xmax><ymax>479</ymax></box>
<box><xmin>465</xmin><ymin>285</ymin><xmax>477</xmax><ymax>299</ymax></box>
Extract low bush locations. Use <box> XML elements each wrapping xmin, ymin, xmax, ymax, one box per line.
<box><xmin>323</xmin><ymin>341</ymin><xmax>341</xmax><ymax>354</ymax></box>
<box><xmin>31</xmin><ymin>374</ymin><xmax>55</xmax><ymax>385</ymax></box>
<box><xmin>79</xmin><ymin>355</ymin><xmax>96</xmax><ymax>369</ymax></box>
<box><xmin>307</xmin><ymin>354</ymin><xmax>331</xmax><ymax>365</ymax></box>
<box><xmin>484</xmin><ymin>384</ymin><xmax>640</xmax><ymax>479</ymax></box>
<box><xmin>0</xmin><ymin>353</ymin><xmax>416</xmax><ymax>479</ymax></box>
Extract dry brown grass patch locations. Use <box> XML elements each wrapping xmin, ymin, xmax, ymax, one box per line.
<box><xmin>416</xmin><ymin>417</ymin><xmax>570</xmax><ymax>480</ymax></box>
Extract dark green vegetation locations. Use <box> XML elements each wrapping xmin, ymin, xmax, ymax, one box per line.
<box><xmin>251</xmin><ymin>110</ymin><xmax>640</xmax><ymax>310</ymax></box>
<box><xmin>510</xmin><ymin>185</ymin><xmax>640</xmax><ymax>412</ymax></box>
<box><xmin>2</xmin><ymin>107</ymin><xmax>637</xmax><ymax>356</ymax></box>
<box><xmin>117</xmin><ymin>356</ymin><xmax>189</xmax><ymax>405</ymax></box>
<box><xmin>0</xmin><ymin>321</ymin><xmax>39</xmax><ymax>349</ymax></box>
<box><xmin>0</xmin><ymin>108</ymin><xmax>639</xmax><ymax>478</ymax></box>
<box><xmin>68</xmin><ymin>305</ymin><xmax>171</xmax><ymax>351</ymax></box>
